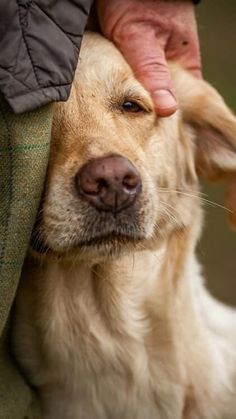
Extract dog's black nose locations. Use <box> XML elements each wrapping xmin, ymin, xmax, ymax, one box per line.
<box><xmin>75</xmin><ymin>156</ymin><xmax>141</xmax><ymax>212</ymax></box>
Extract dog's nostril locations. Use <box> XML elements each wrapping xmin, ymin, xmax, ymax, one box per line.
<box><xmin>79</xmin><ymin>175</ymin><xmax>99</xmax><ymax>195</ymax></box>
<box><xmin>123</xmin><ymin>173</ymin><xmax>140</xmax><ymax>192</ymax></box>
<box><xmin>78</xmin><ymin>175</ymin><xmax>109</xmax><ymax>196</ymax></box>
<box><xmin>76</xmin><ymin>155</ymin><xmax>142</xmax><ymax>212</ymax></box>
<box><xmin>98</xmin><ymin>178</ymin><xmax>109</xmax><ymax>191</ymax></box>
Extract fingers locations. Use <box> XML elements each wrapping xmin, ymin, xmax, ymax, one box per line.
<box><xmin>97</xmin><ymin>0</ymin><xmax>200</xmax><ymax>117</ymax></box>
<box><xmin>116</xmin><ymin>28</ymin><xmax>178</xmax><ymax>117</ymax></box>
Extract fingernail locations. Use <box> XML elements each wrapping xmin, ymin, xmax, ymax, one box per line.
<box><xmin>152</xmin><ymin>90</ymin><xmax>177</xmax><ymax>116</ymax></box>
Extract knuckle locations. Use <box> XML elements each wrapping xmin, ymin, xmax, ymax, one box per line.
<box><xmin>135</xmin><ymin>60</ymin><xmax>172</xmax><ymax>89</ymax></box>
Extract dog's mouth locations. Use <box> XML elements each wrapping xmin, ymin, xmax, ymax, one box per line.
<box><xmin>30</xmin><ymin>230</ymin><xmax>144</xmax><ymax>256</ymax></box>
<box><xmin>30</xmin><ymin>197</ymin><xmax>149</xmax><ymax>257</ymax></box>
<box><xmin>75</xmin><ymin>232</ymin><xmax>143</xmax><ymax>248</ymax></box>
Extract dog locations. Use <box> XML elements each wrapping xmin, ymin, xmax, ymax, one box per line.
<box><xmin>13</xmin><ymin>32</ymin><xmax>236</xmax><ymax>419</ymax></box>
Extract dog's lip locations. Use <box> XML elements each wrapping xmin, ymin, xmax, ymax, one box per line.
<box><xmin>30</xmin><ymin>231</ymin><xmax>143</xmax><ymax>255</ymax></box>
<box><xmin>75</xmin><ymin>232</ymin><xmax>143</xmax><ymax>248</ymax></box>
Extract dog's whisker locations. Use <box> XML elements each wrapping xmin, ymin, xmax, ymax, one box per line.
<box><xmin>161</xmin><ymin>207</ymin><xmax>179</xmax><ymax>225</ymax></box>
<box><xmin>157</xmin><ymin>188</ymin><xmax>232</xmax><ymax>212</ymax></box>
<box><xmin>156</xmin><ymin>186</ymin><xmax>207</xmax><ymax>196</ymax></box>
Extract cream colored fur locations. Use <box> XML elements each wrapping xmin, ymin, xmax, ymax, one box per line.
<box><xmin>13</xmin><ymin>32</ymin><xmax>236</xmax><ymax>419</ymax></box>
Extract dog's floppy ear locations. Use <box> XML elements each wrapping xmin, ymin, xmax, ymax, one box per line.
<box><xmin>172</xmin><ymin>66</ymin><xmax>236</xmax><ymax>229</ymax></box>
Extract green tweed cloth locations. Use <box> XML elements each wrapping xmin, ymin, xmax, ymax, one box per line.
<box><xmin>0</xmin><ymin>95</ymin><xmax>52</xmax><ymax>419</ymax></box>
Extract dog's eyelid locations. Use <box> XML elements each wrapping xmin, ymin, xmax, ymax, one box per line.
<box><xmin>121</xmin><ymin>96</ymin><xmax>153</xmax><ymax>114</ymax></box>
<box><xmin>132</xmin><ymin>99</ymin><xmax>152</xmax><ymax>113</ymax></box>
<box><xmin>121</xmin><ymin>100</ymin><xmax>145</xmax><ymax>114</ymax></box>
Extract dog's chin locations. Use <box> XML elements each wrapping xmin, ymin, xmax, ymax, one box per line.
<box><xmin>30</xmin><ymin>232</ymin><xmax>145</xmax><ymax>260</ymax></box>
<box><xmin>75</xmin><ymin>233</ymin><xmax>144</xmax><ymax>259</ymax></box>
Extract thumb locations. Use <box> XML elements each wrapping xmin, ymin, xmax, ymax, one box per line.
<box><xmin>115</xmin><ymin>29</ymin><xmax>177</xmax><ymax>117</ymax></box>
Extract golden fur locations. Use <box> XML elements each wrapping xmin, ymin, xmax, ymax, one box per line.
<box><xmin>13</xmin><ymin>32</ymin><xmax>236</xmax><ymax>419</ymax></box>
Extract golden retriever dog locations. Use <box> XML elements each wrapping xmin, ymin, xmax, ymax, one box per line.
<box><xmin>13</xmin><ymin>32</ymin><xmax>236</xmax><ymax>419</ymax></box>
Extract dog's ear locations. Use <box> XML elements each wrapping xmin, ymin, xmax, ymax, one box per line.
<box><xmin>172</xmin><ymin>66</ymin><xmax>236</xmax><ymax>229</ymax></box>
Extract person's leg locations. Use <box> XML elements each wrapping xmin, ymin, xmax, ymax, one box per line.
<box><xmin>0</xmin><ymin>96</ymin><xmax>52</xmax><ymax>419</ymax></box>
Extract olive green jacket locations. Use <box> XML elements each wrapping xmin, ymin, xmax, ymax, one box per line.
<box><xmin>0</xmin><ymin>97</ymin><xmax>52</xmax><ymax>419</ymax></box>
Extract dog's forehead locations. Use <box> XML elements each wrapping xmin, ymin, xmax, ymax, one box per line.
<box><xmin>77</xmin><ymin>32</ymin><xmax>134</xmax><ymax>84</ymax></box>
<box><xmin>74</xmin><ymin>31</ymin><xmax>153</xmax><ymax>110</ymax></box>
<box><xmin>80</xmin><ymin>32</ymin><xmax>129</xmax><ymax>67</ymax></box>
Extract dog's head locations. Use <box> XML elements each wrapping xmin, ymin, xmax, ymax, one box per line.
<box><xmin>32</xmin><ymin>32</ymin><xmax>236</xmax><ymax>260</ymax></box>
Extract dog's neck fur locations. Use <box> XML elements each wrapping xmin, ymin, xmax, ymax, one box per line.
<box><xmin>32</xmin><ymin>218</ymin><xmax>202</xmax><ymax>367</ymax></box>
<box><xmin>37</xmin><ymin>224</ymin><xmax>199</xmax><ymax>404</ymax></box>
<box><xmin>20</xmin><ymin>191</ymin><xmax>235</xmax><ymax>419</ymax></box>
<box><xmin>37</xmin><ymin>220</ymin><xmax>198</xmax><ymax>334</ymax></box>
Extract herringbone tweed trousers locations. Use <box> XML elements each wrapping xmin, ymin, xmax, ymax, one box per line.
<box><xmin>0</xmin><ymin>96</ymin><xmax>52</xmax><ymax>419</ymax></box>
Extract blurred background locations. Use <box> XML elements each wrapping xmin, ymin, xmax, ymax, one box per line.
<box><xmin>196</xmin><ymin>0</ymin><xmax>236</xmax><ymax>305</ymax></box>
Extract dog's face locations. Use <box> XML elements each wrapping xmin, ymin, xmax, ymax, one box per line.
<box><xmin>32</xmin><ymin>32</ymin><xmax>236</xmax><ymax>260</ymax></box>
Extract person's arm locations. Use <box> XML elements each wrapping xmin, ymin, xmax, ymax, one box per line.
<box><xmin>0</xmin><ymin>0</ymin><xmax>93</xmax><ymax>113</ymax></box>
<box><xmin>97</xmin><ymin>0</ymin><xmax>201</xmax><ymax>117</ymax></box>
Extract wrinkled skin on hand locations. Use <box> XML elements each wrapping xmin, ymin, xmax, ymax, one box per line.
<box><xmin>97</xmin><ymin>0</ymin><xmax>201</xmax><ymax>116</ymax></box>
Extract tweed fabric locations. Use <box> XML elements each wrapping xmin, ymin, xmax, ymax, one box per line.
<box><xmin>0</xmin><ymin>95</ymin><xmax>52</xmax><ymax>418</ymax></box>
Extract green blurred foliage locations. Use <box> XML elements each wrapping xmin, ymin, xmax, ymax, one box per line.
<box><xmin>196</xmin><ymin>0</ymin><xmax>236</xmax><ymax>305</ymax></box>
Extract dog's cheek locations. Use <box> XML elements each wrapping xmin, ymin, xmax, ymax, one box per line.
<box><xmin>40</xmin><ymin>173</ymin><xmax>78</xmax><ymax>250</ymax></box>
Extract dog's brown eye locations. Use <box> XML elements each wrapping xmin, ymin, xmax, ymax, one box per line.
<box><xmin>121</xmin><ymin>101</ymin><xmax>143</xmax><ymax>113</ymax></box>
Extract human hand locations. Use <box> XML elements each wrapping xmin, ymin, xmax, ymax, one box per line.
<box><xmin>97</xmin><ymin>0</ymin><xmax>201</xmax><ymax>117</ymax></box>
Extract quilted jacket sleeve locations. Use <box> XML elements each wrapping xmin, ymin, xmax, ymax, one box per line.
<box><xmin>0</xmin><ymin>0</ymin><xmax>93</xmax><ymax>113</ymax></box>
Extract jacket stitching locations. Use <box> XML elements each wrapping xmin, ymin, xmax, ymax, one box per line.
<box><xmin>0</xmin><ymin>66</ymin><xmax>33</xmax><ymax>91</ymax></box>
<box><xmin>0</xmin><ymin>65</ymin><xmax>71</xmax><ymax>92</ymax></box>
<box><xmin>12</xmin><ymin>37</ymin><xmax>24</xmax><ymax>79</ymax></box>
<box><xmin>33</xmin><ymin>2</ymin><xmax>79</xmax><ymax>51</ymax></box>
<box><xmin>16</xmin><ymin>0</ymin><xmax>41</xmax><ymax>89</ymax></box>
<box><xmin>5</xmin><ymin>82</ymin><xmax>71</xmax><ymax>100</ymax></box>
<box><xmin>12</xmin><ymin>0</ymin><xmax>33</xmax><ymax>77</ymax></box>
